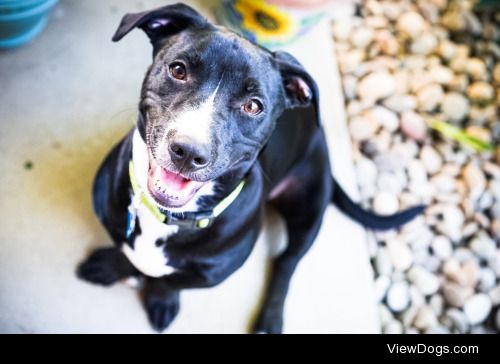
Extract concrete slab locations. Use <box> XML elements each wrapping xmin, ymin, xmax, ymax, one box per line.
<box><xmin>0</xmin><ymin>0</ymin><xmax>378</xmax><ymax>333</ymax></box>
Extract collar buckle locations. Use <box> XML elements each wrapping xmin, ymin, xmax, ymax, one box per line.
<box><xmin>129</xmin><ymin>159</ymin><xmax>245</xmax><ymax>231</ymax></box>
<box><xmin>165</xmin><ymin>210</ymin><xmax>215</xmax><ymax>229</ymax></box>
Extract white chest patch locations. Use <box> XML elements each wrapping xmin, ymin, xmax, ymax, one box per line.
<box><xmin>125</xmin><ymin>127</ymin><xmax>217</xmax><ymax>277</ymax></box>
<box><xmin>122</xmin><ymin>205</ymin><xmax>179</xmax><ymax>278</ymax></box>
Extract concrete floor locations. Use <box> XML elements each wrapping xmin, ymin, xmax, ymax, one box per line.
<box><xmin>0</xmin><ymin>0</ymin><xmax>378</xmax><ymax>333</ymax></box>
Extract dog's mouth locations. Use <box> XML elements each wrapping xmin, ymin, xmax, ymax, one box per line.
<box><xmin>147</xmin><ymin>157</ymin><xmax>206</xmax><ymax>208</ymax></box>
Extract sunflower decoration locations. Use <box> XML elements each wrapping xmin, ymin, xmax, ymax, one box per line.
<box><xmin>219</xmin><ymin>0</ymin><xmax>322</xmax><ymax>47</ymax></box>
<box><xmin>217</xmin><ymin>0</ymin><xmax>326</xmax><ymax>47</ymax></box>
<box><xmin>232</xmin><ymin>0</ymin><xmax>297</xmax><ymax>45</ymax></box>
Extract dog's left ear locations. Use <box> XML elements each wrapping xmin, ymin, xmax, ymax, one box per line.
<box><xmin>112</xmin><ymin>3</ymin><xmax>211</xmax><ymax>46</ymax></box>
<box><xmin>274</xmin><ymin>51</ymin><xmax>320</xmax><ymax>125</ymax></box>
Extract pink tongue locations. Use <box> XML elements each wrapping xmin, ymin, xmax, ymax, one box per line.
<box><xmin>155</xmin><ymin>166</ymin><xmax>191</xmax><ymax>191</ymax></box>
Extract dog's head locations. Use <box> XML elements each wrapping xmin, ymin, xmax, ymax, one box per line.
<box><xmin>113</xmin><ymin>3</ymin><xmax>318</xmax><ymax>209</ymax></box>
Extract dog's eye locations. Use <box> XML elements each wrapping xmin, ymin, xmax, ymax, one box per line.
<box><xmin>242</xmin><ymin>99</ymin><xmax>263</xmax><ymax>116</ymax></box>
<box><xmin>169</xmin><ymin>62</ymin><xmax>187</xmax><ymax>81</ymax></box>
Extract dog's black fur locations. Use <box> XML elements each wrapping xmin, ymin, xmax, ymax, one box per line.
<box><xmin>77</xmin><ymin>3</ymin><xmax>424</xmax><ymax>333</ymax></box>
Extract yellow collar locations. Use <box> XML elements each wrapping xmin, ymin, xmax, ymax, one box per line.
<box><xmin>128</xmin><ymin>161</ymin><xmax>245</xmax><ymax>230</ymax></box>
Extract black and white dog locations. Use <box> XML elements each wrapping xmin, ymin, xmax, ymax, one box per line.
<box><xmin>77</xmin><ymin>3</ymin><xmax>424</xmax><ymax>333</ymax></box>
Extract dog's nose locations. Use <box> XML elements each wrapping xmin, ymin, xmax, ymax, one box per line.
<box><xmin>169</xmin><ymin>140</ymin><xmax>210</xmax><ymax>171</ymax></box>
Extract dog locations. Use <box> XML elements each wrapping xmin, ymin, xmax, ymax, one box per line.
<box><xmin>77</xmin><ymin>3</ymin><xmax>424</xmax><ymax>334</ymax></box>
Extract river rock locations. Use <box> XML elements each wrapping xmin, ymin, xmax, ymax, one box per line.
<box><xmin>342</xmin><ymin>75</ymin><xmax>358</xmax><ymax>100</ymax></box>
<box><xmin>387</xmin><ymin>240</ymin><xmax>413</xmax><ymax>271</ymax></box>
<box><xmin>467</xmin><ymin>81</ymin><xmax>495</xmax><ymax>103</ymax></box>
<box><xmin>484</xmin><ymin>162</ymin><xmax>500</xmax><ymax>180</ymax></box>
<box><xmin>429</xmin><ymin>65</ymin><xmax>454</xmax><ymax>85</ymax></box>
<box><xmin>410</xmin><ymin>69</ymin><xmax>433</xmax><ymax>93</ymax></box>
<box><xmin>443</xmin><ymin>282</ymin><xmax>474</xmax><ymax>307</ymax></box>
<box><xmin>441</xmin><ymin>92</ymin><xmax>470</xmax><ymax>122</ymax></box>
<box><xmin>351</xmin><ymin>26</ymin><xmax>374</xmax><ymax>48</ymax></box>
<box><xmin>425</xmin><ymin>256</ymin><xmax>442</xmax><ymax>273</ymax></box>
<box><xmin>417</xmin><ymin>83</ymin><xmax>444</xmax><ymax>111</ymax></box>
<box><xmin>374</xmin><ymin>30</ymin><xmax>399</xmax><ymax>56</ymax></box>
<box><xmin>339</xmin><ymin>49</ymin><xmax>365</xmax><ymax>74</ymax></box>
<box><xmin>466</xmin><ymin>58</ymin><xmax>487</xmax><ymax>81</ymax></box>
<box><xmin>373</xmin><ymin>191</ymin><xmax>399</xmax><ymax>216</ymax></box>
<box><xmin>469</xmin><ymin>235</ymin><xmax>496</xmax><ymax>260</ymax></box>
<box><xmin>349</xmin><ymin>116</ymin><xmax>378</xmax><ymax>141</ymax></box>
<box><xmin>491</xmin><ymin>219</ymin><xmax>500</xmax><ymax>241</ymax></box>
<box><xmin>457</xmin><ymin>260</ymin><xmax>480</xmax><ymax>287</ymax></box>
<box><xmin>450</xmin><ymin>57</ymin><xmax>467</xmax><ymax>73</ymax></box>
<box><xmin>438</xmin><ymin>39</ymin><xmax>457</xmax><ymax>61</ymax></box>
<box><xmin>453</xmin><ymin>248</ymin><xmax>478</xmax><ymax>264</ymax></box>
<box><xmin>355</xmin><ymin>157</ymin><xmax>378</xmax><ymax>187</ymax></box>
<box><xmin>464</xmin><ymin>294</ymin><xmax>492</xmax><ymax>326</ymax></box>
<box><xmin>488</xmin><ymin>251</ymin><xmax>500</xmax><ymax>278</ymax></box>
<box><xmin>411</xmin><ymin>33</ymin><xmax>438</xmax><ymax>55</ymax></box>
<box><xmin>387</xmin><ymin>281</ymin><xmax>411</xmax><ymax>313</ymax></box>
<box><xmin>377</xmin><ymin>172</ymin><xmax>404</xmax><ymax>194</ymax></box>
<box><xmin>364</xmin><ymin>106</ymin><xmax>399</xmax><ymax>132</ymax></box>
<box><xmin>358</xmin><ymin>71</ymin><xmax>396</xmax><ymax>104</ymax></box>
<box><xmin>444</xmin><ymin>308</ymin><xmax>470</xmax><ymax>334</ymax></box>
<box><xmin>375</xmin><ymin>248</ymin><xmax>393</xmax><ymax>276</ymax></box>
<box><xmin>479</xmin><ymin>268</ymin><xmax>496</xmax><ymax>293</ymax></box>
<box><xmin>420</xmin><ymin>146</ymin><xmax>442</xmax><ymax>175</ymax></box>
<box><xmin>463</xmin><ymin>162</ymin><xmax>486</xmax><ymax>201</ymax></box>
<box><xmin>378</xmin><ymin>303</ymin><xmax>394</xmax><ymax>327</ymax></box>
<box><xmin>407</xmin><ymin>159</ymin><xmax>428</xmax><ymax>184</ymax></box>
<box><xmin>400</xmin><ymin>110</ymin><xmax>427</xmax><ymax>141</ymax></box>
<box><xmin>449</xmin><ymin>74</ymin><xmax>469</xmax><ymax>93</ymax></box>
<box><xmin>332</xmin><ymin>19</ymin><xmax>354</xmax><ymax>41</ymax></box>
<box><xmin>435</xmin><ymin>204</ymin><xmax>465</xmax><ymax>242</ymax></box>
<box><xmin>442</xmin><ymin>8</ymin><xmax>467</xmax><ymax>32</ymax></box>
<box><xmin>383</xmin><ymin>320</ymin><xmax>404</xmax><ymax>334</ymax></box>
<box><xmin>413</xmin><ymin>305</ymin><xmax>438</xmax><ymax>330</ymax></box>
<box><xmin>429</xmin><ymin>294</ymin><xmax>444</xmax><ymax>317</ymax></box>
<box><xmin>366</xmin><ymin>15</ymin><xmax>389</xmax><ymax>29</ymax></box>
<box><xmin>383</xmin><ymin>94</ymin><xmax>417</xmax><ymax>113</ymax></box>
<box><xmin>401</xmin><ymin>304</ymin><xmax>420</xmax><ymax>328</ymax></box>
<box><xmin>490</xmin><ymin>180</ymin><xmax>500</xmax><ymax>200</ymax></box>
<box><xmin>430</xmin><ymin>173</ymin><xmax>456</xmax><ymax>193</ymax></box>
<box><xmin>479</xmin><ymin>192</ymin><xmax>495</xmax><ymax>212</ymax></box>
<box><xmin>489</xmin><ymin>286</ymin><xmax>500</xmax><ymax>306</ymax></box>
<box><xmin>396</xmin><ymin>11</ymin><xmax>425</xmax><ymax>38</ymax></box>
<box><xmin>408</xmin><ymin>266</ymin><xmax>440</xmax><ymax>296</ymax></box>
<box><xmin>374</xmin><ymin>275</ymin><xmax>391</xmax><ymax>302</ymax></box>
<box><xmin>492</xmin><ymin>62</ymin><xmax>500</xmax><ymax>84</ymax></box>
<box><xmin>431</xmin><ymin>235</ymin><xmax>453</xmax><ymax>259</ymax></box>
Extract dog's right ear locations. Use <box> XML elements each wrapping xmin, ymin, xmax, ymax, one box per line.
<box><xmin>274</xmin><ymin>51</ymin><xmax>321</xmax><ymax>125</ymax></box>
<box><xmin>112</xmin><ymin>3</ymin><xmax>210</xmax><ymax>45</ymax></box>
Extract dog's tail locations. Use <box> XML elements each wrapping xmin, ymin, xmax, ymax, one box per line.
<box><xmin>331</xmin><ymin>178</ymin><xmax>425</xmax><ymax>231</ymax></box>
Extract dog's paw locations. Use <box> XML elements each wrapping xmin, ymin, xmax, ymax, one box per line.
<box><xmin>77</xmin><ymin>248</ymin><xmax>128</xmax><ymax>286</ymax></box>
<box><xmin>252</xmin><ymin>308</ymin><xmax>284</xmax><ymax>334</ymax></box>
<box><xmin>145</xmin><ymin>292</ymin><xmax>180</xmax><ymax>332</ymax></box>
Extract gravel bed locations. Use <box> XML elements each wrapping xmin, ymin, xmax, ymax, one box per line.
<box><xmin>332</xmin><ymin>0</ymin><xmax>500</xmax><ymax>334</ymax></box>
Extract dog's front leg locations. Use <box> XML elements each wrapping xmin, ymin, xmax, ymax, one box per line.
<box><xmin>253</xmin><ymin>216</ymin><xmax>326</xmax><ymax>334</ymax></box>
<box><xmin>255</xmin><ymin>158</ymin><xmax>331</xmax><ymax>334</ymax></box>
<box><xmin>77</xmin><ymin>247</ymin><xmax>138</xmax><ymax>286</ymax></box>
<box><xmin>143</xmin><ymin>278</ymin><xmax>180</xmax><ymax>332</ymax></box>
